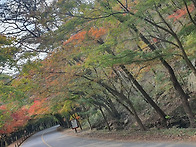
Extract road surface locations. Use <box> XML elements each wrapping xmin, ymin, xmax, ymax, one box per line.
<box><xmin>21</xmin><ymin>126</ymin><xmax>196</xmax><ymax>147</ymax></box>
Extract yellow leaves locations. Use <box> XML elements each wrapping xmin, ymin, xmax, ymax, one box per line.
<box><xmin>138</xmin><ymin>41</ymin><xmax>150</xmax><ymax>52</ymax></box>
<box><xmin>70</xmin><ymin>113</ymin><xmax>80</xmax><ymax>120</ymax></box>
<box><xmin>112</xmin><ymin>0</ymin><xmax>139</xmax><ymax>12</ymax></box>
<box><xmin>60</xmin><ymin>100</ymin><xmax>72</xmax><ymax>113</ymax></box>
<box><xmin>128</xmin><ymin>63</ymin><xmax>153</xmax><ymax>81</ymax></box>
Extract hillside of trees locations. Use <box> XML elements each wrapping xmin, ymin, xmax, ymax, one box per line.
<box><xmin>0</xmin><ymin>0</ymin><xmax>196</xmax><ymax>146</ymax></box>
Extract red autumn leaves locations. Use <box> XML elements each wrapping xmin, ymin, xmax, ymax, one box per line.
<box><xmin>0</xmin><ymin>106</ymin><xmax>29</xmax><ymax>134</ymax></box>
<box><xmin>0</xmin><ymin>98</ymin><xmax>48</xmax><ymax>134</ymax></box>
<box><xmin>168</xmin><ymin>4</ymin><xmax>194</xmax><ymax>21</ymax></box>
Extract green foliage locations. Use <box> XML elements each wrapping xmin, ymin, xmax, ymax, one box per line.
<box><xmin>0</xmin><ymin>110</ymin><xmax>5</xmax><ymax>128</ymax></box>
<box><xmin>178</xmin><ymin>24</ymin><xmax>196</xmax><ymax>39</ymax></box>
<box><xmin>165</xmin><ymin>115</ymin><xmax>171</xmax><ymax>119</ymax></box>
<box><xmin>0</xmin><ymin>84</ymin><xmax>26</xmax><ymax>105</ymax></box>
<box><xmin>0</xmin><ymin>74</ymin><xmax>10</xmax><ymax>82</ymax></box>
<box><xmin>0</xmin><ymin>35</ymin><xmax>19</xmax><ymax>67</ymax></box>
<box><xmin>21</xmin><ymin>61</ymin><xmax>42</xmax><ymax>75</ymax></box>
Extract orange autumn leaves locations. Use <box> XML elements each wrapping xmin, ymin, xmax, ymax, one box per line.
<box><xmin>89</xmin><ymin>27</ymin><xmax>107</xmax><ymax>39</ymax></box>
<box><xmin>63</xmin><ymin>31</ymin><xmax>87</xmax><ymax>45</ymax></box>
<box><xmin>63</xmin><ymin>27</ymin><xmax>107</xmax><ymax>45</ymax></box>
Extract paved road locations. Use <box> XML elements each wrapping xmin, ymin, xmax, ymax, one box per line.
<box><xmin>21</xmin><ymin>126</ymin><xmax>196</xmax><ymax>147</ymax></box>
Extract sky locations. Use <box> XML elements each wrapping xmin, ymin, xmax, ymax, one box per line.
<box><xmin>0</xmin><ymin>0</ymin><xmax>50</xmax><ymax>75</ymax></box>
<box><xmin>0</xmin><ymin>0</ymin><xmax>5</xmax><ymax>4</ymax></box>
<box><xmin>0</xmin><ymin>0</ymin><xmax>93</xmax><ymax>75</ymax></box>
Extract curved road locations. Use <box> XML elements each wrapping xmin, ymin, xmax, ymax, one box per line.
<box><xmin>21</xmin><ymin>126</ymin><xmax>196</xmax><ymax>147</ymax></box>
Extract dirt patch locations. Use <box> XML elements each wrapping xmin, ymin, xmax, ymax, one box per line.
<box><xmin>61</xmin><ymin>128</ymin><xmax>196</xmax><ymax>143</ymax></box>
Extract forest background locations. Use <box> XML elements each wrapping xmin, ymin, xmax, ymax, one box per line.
<box><xmin>0</xmin><ymin>0</ymin><xmax>196</xmax><ymax>146</ymax></box>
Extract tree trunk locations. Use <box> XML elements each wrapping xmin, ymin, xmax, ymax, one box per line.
<box><xmin>1</xmin><ymin>138</ymin><xmax>4</xmax><ymax>147</ymax></box>
<box><xmin>115</xmin><ymin>98</ymin><xmax>134</xmax><ymax>115</ymax></box>
<box><xmin>82</xmin><ymin>74</ymin><xmax>150</xmax><ymax>130</ymax></box>
<box><xmin>160</xmin><ymin>59</ymin><xmax>196</xmax><ymax>128</ymax></box>
<box><xmin>110</xmin><ymin>90</ymin><xmax>146</xmax><ymax>130</ymax></box>
<box><xmin>175</xmin><ymin>35</ymin><xmax>196</xmax><ymax>77</ymax></box>
<box><xmin>130</xmin><ymin>22</ymin><xmax>196</xmax><ymax>127</ymax></box>
<box><xmin>183</xmin><ymin>0</ymin><xmax>196</xmax><ymax>26</ymax></box>
<box><xmin>95</xmin><ymin>94</ymin><xmax>121</xmax><ymax>119</ymax></box>
<box><xmin>97</xmin><ymin>28</ymin><xmax>168</xmax><ymax>126</ymax></box>
<box><xmin>155</xmin><ymin>8</ymin><xmax>196</xmax><ymax>77</ymax></box>
<box><xmin>136</xmin><ymin>28</ymin><xmax>196</xmax><ymax>128</ymax></box>
<box><xmin>119</xmin><ymin>65</ymin><xmax>167</xmax><ymax>125</ymax></box>
<box><xmin>117</xmin><ymin>1</ymin><xmax>196</xmax><ymax>77</ymax></box>
<box><xmin>64</xmin><ymin>116</ymin><xmax>71</xmax><ymax>128</ymax></box>
<box><xmin>100</xmin><ymin>82</ymin><xmax>146</xmax><ymax>131</ymax></box>
<box><xmin>93</xmin><ymin>100</ymin><xmax>119</xmax><ymax>120</ymax></box>
<box><xmin>99</xmin><ymin>106</ymin><xmax>111</xmax><ymax>131</ymax></box>
<box><xmin>191</xmin><ymin>0</ymin><xmax>196</xmax><ymax>8</ymax></box>
<box><xmin>87</xmin><ymin>116</ymin><xmax>93</xmax><ymax>130</ymax></box>
<box><xmin>102</xmin><ymin>42</ymin><xmax>168</xmax><ymax>126</ymax></box>
<box><xmin>82</xmin><ymin>105</ymin><xmax>92</xmax><ymax>130</ymax></box>
<box><xmin>107</xmin><ymin>98</ymin><xmax>121</xmax><ymax>119</ymax></box>
<box><xmin>121</xmin><ymin>93</ymin><xmax>146</xmax><ymax>131</ymax></box>
<box><xmin>54</xmin><ymin>114</ymin><xmax>68</xmax><ymax>128</ymax></box>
